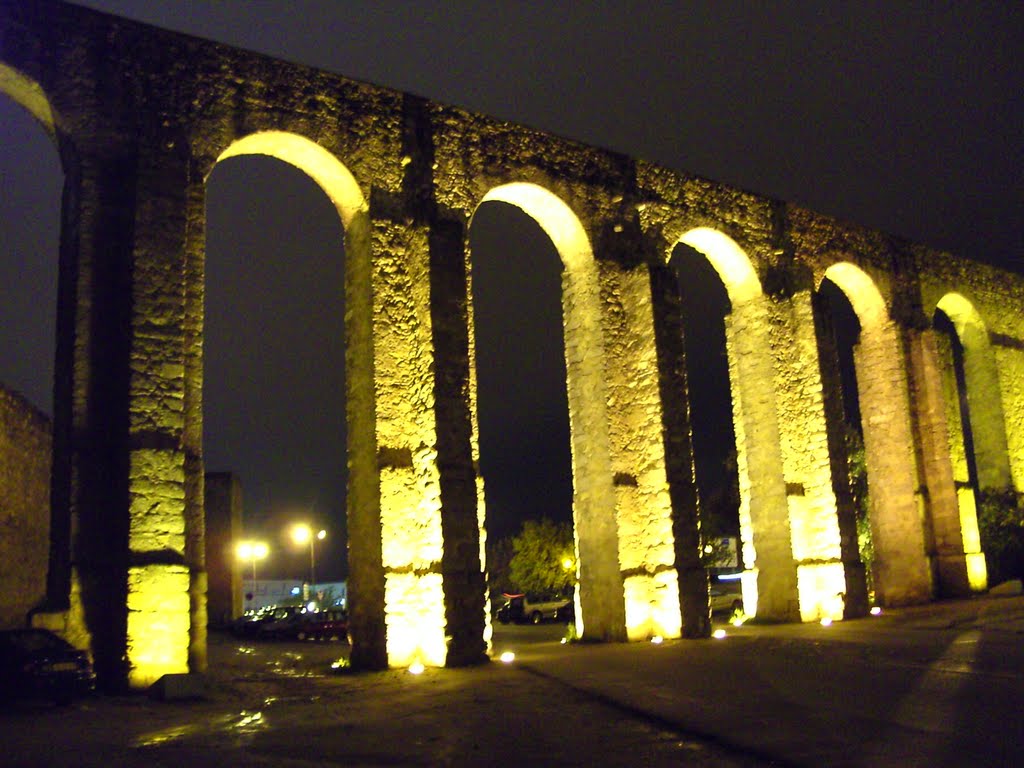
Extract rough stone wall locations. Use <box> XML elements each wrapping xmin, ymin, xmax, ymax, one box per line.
<box><xmin>0</xmin><ymin>384</ymin><xmax>50</xmax><ymax>629</ymax></box>
<box><xmin>203</xmin><ymin>472</ymin><xmax>242</xmax><ymax>628</ymax></box>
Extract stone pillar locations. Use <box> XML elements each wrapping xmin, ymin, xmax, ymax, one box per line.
<box><xmin>562</xmin><ymin>260</ymin><xmax>627</xmax><ymax>641</ymax></box>
<box><xmin>647</xmin><ymin>261</ymin><xmax>709</xmax><ymax>639</ymax></box>
<box><xmin>905</xmin><ymin>327</ymin><xmax>984</xmax><ymax>595</ymax></box>
<box><xmin>58</xmin><ymin>149</ymin><xmax>140</xmax><ymax>689</ymax></box>
<box><xmin>345</xmin><ymin>209</ymin><xmax>389</xmax><ymax>671</ymax></box>
<box><xmin>854</xmin><ymin>320</ymin><xmax>933</xmax><ymax>606</ymax></box>
<box><xmin>367</xmin><ymin>211</ymin><xmax>448</xmax><ymax>669</ymax></box>
<box><xmin>598</xmin><ymin>259</ymin><xmax>682</xmax><ymax>641</ymax></box>
<box><xmin>811</xmin><ymin>291</ymin><xmax>869</xmax><ymax>618</ymax></box>
<box><xmin>429</xmin><ymin>218</ymin><xmax>487</xmax><ymax>666</ymax></box>
<box><xmin>765</xmin><ymin>289</ymin><xmax>845</xmax><ymax>621</ymax></box>
<box><xmin>725</xmin><ymin>296</ymin><xmax>800</xmax><ymax>621</ymax></box>
<box><xmin>992</xmin><ymin>337</ymin><xmax>1024</xmax><ymax>494</ymax></box>
<box><xmin>123</xmin><ymin>136</ymin><xmax>196</xmax><ymax>689</ymax></box>
<box><xmin>203</xmin><ymin>473</ymin><xmax>243</xmax><ymax>626</ymax></box>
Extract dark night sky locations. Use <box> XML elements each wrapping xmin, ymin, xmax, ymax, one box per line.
<box><xmin>1</xmin><ymin>1</ymin><xmax>1021</xmax><ymax>579</ymax></box>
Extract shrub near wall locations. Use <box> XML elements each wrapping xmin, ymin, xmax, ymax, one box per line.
<box><xmin>0</xmin><ymin>383</ymin><xmax>50</xmax><ymax>628</ymax></box>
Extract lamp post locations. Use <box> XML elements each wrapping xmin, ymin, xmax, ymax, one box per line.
<box><xmin>236</xmin><ymin>540</ymin><xmax>268</xmax><ymax>610</ymax></box>
<box><xmin>291</xmin><ymin>524</ymin><xmax>326</xmax><ymax>603</ymax></box>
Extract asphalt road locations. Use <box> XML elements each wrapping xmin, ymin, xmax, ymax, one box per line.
<box><xmin>2</xmin><ymin>599</ymin><xmax>1022</xmax><ymax>767</ymax></box>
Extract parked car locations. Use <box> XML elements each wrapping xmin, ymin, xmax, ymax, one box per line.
<box><xmin>0</xmin><ymin>628</ymin><xmax>95</xmax><ymax>705</ymax></box>
<box><xmin>297</xmin><ymin>609</ymin><xmax>349</xmax><ymax>642</ymax></box>
<box><xmin>496</xmin><ymin>593</ymin><xmax>573</xmax><ymax>624</ymax></box>
<box><xmin>709</xmin><ymin>580</ymin><xmax>744</xmax><ymax>615</ymax></box>
<box><xmin>256</xmin><ymin>606</ymin><xmax>307</xmax><ymax>640</ymax></box>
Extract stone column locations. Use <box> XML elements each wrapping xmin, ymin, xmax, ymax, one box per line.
<box><xmin>765</xmin><ymin>288</ymin><xmax>846</xmax><ymax>621</ymax></box>
<box><xmin>854</xmin><ymin>320</ymin><xmax>933</xmax><ymax>606</ymax></box>
<box><xmin>562</xmin><ymin>259</ymin><xmax>627</xmax><ymax>641</ymax></box>
<box><xmin>647</xmin><ymin>261</ymin><xmax>709</xmax><ymax>639</ymax></box>
<box><xmin>123</xmin><ymin>136</ymin><xmax>196</xmax><ymax>689</ymax></box>
<box><xmin>905</xmin><ymin>327</ymin><xmax>983</xmax><ymax>595</ymax></box>
<box><xmin>811</xmin><ymin>291</ymin><xmax>869</xmax><ymax>618</ymax></box>
<box><xmin>429</xmin><ymin>217</ymin><xmax>487</xmax><ymax>666</ymax></box>
<box><xmin>366</xmin><ymin>210</ymin><xmax>448</xmax><ymax>669</ymax></box>
<box><xmin>725</xmin><ymin>296</ymin><xmax>800</xmax><ymax>621</ymax></box>
<box><xmin>598</xmin><ymin>259</ymin><xmax>683</xmax><ymax>641</ymax></box>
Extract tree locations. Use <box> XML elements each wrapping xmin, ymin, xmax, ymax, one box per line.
<box><xmin>508</xmin><ymin>518</ymin><xmax>575</xmax><ymax>596</ymax></box>
<box><xmin>486</xmin><ymin>535</ymin><xmax>515</xmax><ymax>599</ymax></box>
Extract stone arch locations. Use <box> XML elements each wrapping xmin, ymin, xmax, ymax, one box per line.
<box><xmin>202</xmin><ymin>132</ymin><xmax>391</xmax><ymax>668</ymax></box>
<box><xmin>0</xmin><ymin>64</ymin><xmax>82</xmax><ymax>639</ymax></box>
<box><xmin>474</xmin><ymin>183</ymin><xmax>626</xmax><ymax>641</ymax></box>
<box><xmin>671</xmin><ymin>229</ymin><xmax>807</xmax><ymax>622</ymax></box>
<box><xmin>934</xmin><ymin>293</ymin><xmax>1012</xmax><ymax>492</ymax></box>
<box><xmin>819</xmin><ymin>262</ymin><xmax>932</xmax><ymax>606</ymax></box>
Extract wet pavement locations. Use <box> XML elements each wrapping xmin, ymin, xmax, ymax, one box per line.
<box><xmin>2</xmin><ymin>594</ymin><xmax>1023</xmax><ymax>766</ymax></box>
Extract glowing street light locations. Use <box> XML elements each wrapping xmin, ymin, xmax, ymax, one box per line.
<box><xmin>291</xmin><ymin>524</ymin><xmax>327</xmax><ymax>597</ymax></box>
<box><xmin>236</xmin><ymin>540</ymin><xmax>268</xmax><ymax>608</ymax></box>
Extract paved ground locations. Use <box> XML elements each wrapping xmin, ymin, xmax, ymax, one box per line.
<box><xmin>2</xmin><ymin>593</ymin><xmax>1023</xmax><ymax>766</ymax></box>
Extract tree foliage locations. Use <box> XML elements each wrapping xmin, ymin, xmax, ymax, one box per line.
<box><xmin>508</xmin><ymin>518</ymin><xmax>575</xmax><ymax>596</ymax></box>
<box><xmin>978</xmin><ymin>489</ymin><xmax>1024</xmax><ymax>584</ymax></box>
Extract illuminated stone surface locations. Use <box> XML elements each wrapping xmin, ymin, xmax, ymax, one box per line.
<box><xmin>0</xmin><ymin>385</ymin><xmax>50</xmax><ymax>628</ymax></box>
<box><xmin>2</xmin><ymin>0</ymin><xmax>1023</xmax><ymax>690</ymax></box>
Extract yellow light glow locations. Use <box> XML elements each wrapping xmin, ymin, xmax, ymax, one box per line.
<box><xmin>385</xmin><ymin>572</ymin><xmax>447</xmax><ymax>668</ymax></box>
<box><xmin>821</xmin><ymin>263</ymin><xmax>888</xmax><ymax>330</ymax></box>
<box><xmin>650</xmin><ymin>635</ymin><xmax>664</xmax><ymax>644</ymax></box>
<box><xmin>965</xmin><ymin>553</ymin><xmax>989</xmax><ymax>592</ymax></box>
<box><xmin>236</xmin><ymin>541</ymin><xmax>268</xmax><ymax>561</ymax></box>
<box><xmin>408</xmin><ymin>661</ymin><xmax>425</xmax><ymax>675</ymax></box>
<box><xmin>730</xmin><ymin>614</ymin><xmax>747</xmax><ymax>627</ymax></box>
<box><xmin>215</xmin><ymin>131</ymin><xmax>366</xmax><ymax>228</ymax></box>
<box><xmin>0</xmin><ymin>64</ymin><xmax>57</xmax><ymax>139</ymax></box>
<box><xmin>479</xmin><ymin>183</ymin><xmax>593</xmax><ymax>272</ymax></box>
<box><xmin>796</xmin><ymin>562</ymin><xmax>847</xmax><ymax>623</ymax></box>
<box><xmin>561</xmin><ymin>558</ymin><xmax>574</xmax><ymax>571</ymax></box>
<box><xmin>678</xmin><ymin>227</ymin><xmax>762</xmax><ymax>305</ymax></box>
<box><xmin>126</xmin><ymin>565</ymin><xmax>191</xmax><ymax>688</ymax></box>
<box><xmin>712</xmin><ymin>629</ymin><xmax>727</xmax><ymax>639</ymax></box>
<box><xmin>499</xmin><ymin>651</ymin><xmax>515</xmax><ymax>663</ymax></box>
<box><xmin>291</xmin><ymin>524</ymin><xmax>311</xmax><ymax>546</ymax></box>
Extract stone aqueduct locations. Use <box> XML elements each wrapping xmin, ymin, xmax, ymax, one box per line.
<box><xmin>2</xmin><ymin>1</ymin><xmax>1022</xmax><ymax>690</ymax></box>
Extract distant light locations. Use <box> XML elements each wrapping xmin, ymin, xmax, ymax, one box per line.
<box><xmin>718</xmin><ymin>572</ymin><xmax>742</xmax><ymax>581</ymax></box>
<box><xmin>409</xmin><ymin>661</ymin><xmax>425</xmax><ymax>675</ymax></box>
<box><xmin>561</xmin><ymin>557</ymin><xmax>574</xmax><ymax>570</ymax></box>
<box><xmin>560</xmin><ymin>637</ymin><xmax>568</xmax><ymax>644</ymax></box>
<box><xmin>870</xmin><ymin>606</ymin><xmax>882</xmax><ymax>616</ymax></box>
<box><xmin>712</xmin><ymin>629</ymin><xmax>727</xmax><ymax>639</ymax></box>
<box><xmin>820</xmin><ymin>617</ymin><xmax>833</xmax><ymax>627</ymax></box>
<box><xmin>306</xmin><ymin>601</ymin><xmax>317</xmax><ymax>612</ymax></box>
<box><xmin>730</xmin><ymin>615</ymin><xmax>747</xmax><ymax>627</ymax></box>
<box><xmin>290</xmin><ymin>587</ymin><xmax>301</xmax><ymax>596</ymax></box>
<box><xmin>499</xmin><ymin>651</ymin><xmax>515</xmax><ymax>663</ymax></box>
<box><xmin>650</xmin><ymin>635</ymin><xmax>664</xmax><ymax>644</ymax></box>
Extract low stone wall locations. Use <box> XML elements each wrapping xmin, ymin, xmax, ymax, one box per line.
<box><xmin>0</xmin><ymin>383</ymin><xmax>50</xmax><ymax>628</ymax></box>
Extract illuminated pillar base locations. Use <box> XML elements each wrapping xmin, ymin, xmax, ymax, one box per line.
<box><xmin>935</xmin><ymin>553</ymin><xmax>988</xmax><ymax>596</ymax></box>
<box><xmin>796</xmin><ymin>561</ymin><xmax>847</xmax><ymax>622</ymax></box>
<box><xmin>622</xmin><ymin>570</ymin><xmax>681</xmax><ymax>641</ymax></box>
<box><xmin>384</xmin><ymin>572</ymin><xmax>447</xmax><ymax>668</ymax></box>
<box><xmin>126</xmin><ymin>564</ymin><xmax>191</xmax><ymax>689</ymax></box>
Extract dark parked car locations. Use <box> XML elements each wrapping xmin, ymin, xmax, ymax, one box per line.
<box><xmin>297</xmin><ymin>609</ymin><xmax>349</xmax><ymax>642</ymax></box>
<box><xmin>0</xmin><ymin>628</ymin><xmax>95</xmax><ymax>705</ymax></box>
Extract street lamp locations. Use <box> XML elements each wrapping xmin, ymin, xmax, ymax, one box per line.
<box><xmin>236</xmin><ymin>540</ymin><xmax>268</xmax><ymax>609</ymax></box>
<box><xmin>291</xmin><ymin>524</ymin><xmax>327</xmax><ymax>600</ymax></box>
